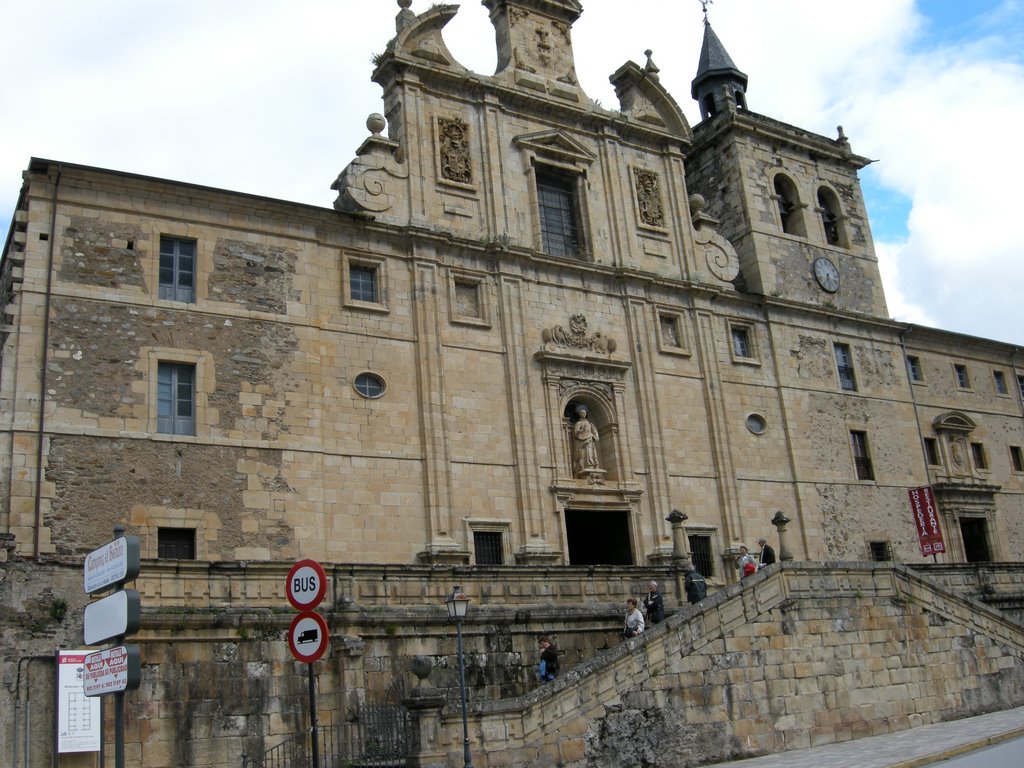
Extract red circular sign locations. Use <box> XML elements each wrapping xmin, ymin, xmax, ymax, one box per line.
<box><xmin>288</xmin><ymin>611</ymin><xmax>329</xmax><ymax>664</ymax></box>
<box><xmin>286</xmin><ymin>559</ymin><xmax>327</xmax><ymax>611</ymax></box>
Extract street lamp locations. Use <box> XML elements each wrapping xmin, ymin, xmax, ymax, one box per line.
<box><xmin>445</xmin><ymin>586</ymin><xmax>473</xmax><ymax>768</ymax></box>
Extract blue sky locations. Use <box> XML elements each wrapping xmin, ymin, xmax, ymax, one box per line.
<box><xmin>1</xmin><ymin>0</ymin><xmax>1022</xmax><ymax>344</ymax></box>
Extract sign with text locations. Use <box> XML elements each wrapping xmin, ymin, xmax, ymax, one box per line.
<box><xmin>83</xmin><ymin>645</ymin><xmax>141</xmax><ymax>697</ymax></box>
<box><xmin>286</xmin><ymin>559</ymin><xmax>327</xmax><ymax>611</ymax></box>
<box><xmin>83</xmin><ymin>589</ymin><xmax>141</xmax><ymax>645</ymax></box>
<box><xmin>908</xmin><ymin>485</ymin><xmax>946</xmax><ymax>557</ymax></box>
<box><xmin>56</xmin><ymin>651</ymin><xmax>101</xmax><ymax>753</ymax></box>
<box><xmin>84</xmin><ymin>535</ymin><xmax>140</xmax><ymax>594</ymax></box>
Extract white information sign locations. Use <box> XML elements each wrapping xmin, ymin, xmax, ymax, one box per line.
<box><xmin>84</xmin><ymin>535</ymin><xmax>140</xmax><ymax>594</ymax></box>
<box><xmin>56</xmin><ymin>651</ymin><xmax>101</xmax><ymax>753</ymax></box>
<box><xmin>84</xmin><ymin>589</ymin><xmax>141</xmax><ymax>645</ymax></box>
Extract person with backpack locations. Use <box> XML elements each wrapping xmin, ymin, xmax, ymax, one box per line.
<box><xmin>684</xmin><ymin>564</ymin><xmax>707</xmax><ymax>604</ymax></box>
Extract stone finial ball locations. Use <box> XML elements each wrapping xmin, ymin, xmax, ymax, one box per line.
<box><xmin>688</xmin><ymin>193</ymin><xmax>706</xmax><ymax>214</ymax></box>
<box><xmin>367</xmin><ymin>113</ymin><xmax>387</xmax><ymax>135</ymax></box>
<box><xmin>398</xmin><ymin>0</ymin><xmax>413</xmax><ymax>9</ymax></box>
<box><xmin>411</xmin><ymin>655</ymin><xmax>433</xmax><ymax>681</ymax></box>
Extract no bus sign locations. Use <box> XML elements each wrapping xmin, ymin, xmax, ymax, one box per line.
<box><xmin>286</xmin><ymin>559</ymin><xmax>327</xmax><ymax>611</ymax></box>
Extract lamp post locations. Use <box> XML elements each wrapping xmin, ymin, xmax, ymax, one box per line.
<box><xmin>445</xmin><ymin>586</ymin><xmax>473</xmax><ymax>768</ymax></box>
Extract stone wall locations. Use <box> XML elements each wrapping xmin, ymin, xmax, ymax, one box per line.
<box><xmin>4</xmin><ymin>561</ymin><xmax>1023</xmax><ymax>768</ymax></box>
<box><xmin>0</xmin><ymin>559</ymin><xmax>676</xmax><ymax>768</ymax></box>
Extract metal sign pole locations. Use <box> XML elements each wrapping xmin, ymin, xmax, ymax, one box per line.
<box><xmin>115</xmin><ymin>690</ymin><xmax>125</xmax><ymax>768</ymax></box>
<box><xmin>308</xmin><ymin>663</ymin><xmax>319</xmax><ymax>768</ymax></box>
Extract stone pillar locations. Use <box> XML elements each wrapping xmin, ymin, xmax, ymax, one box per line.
<box><xmin>771</xmin><ymin>511</ymin><xmax>793</xmax><ymax>562</ymax></box>
<box><xmin>666</xmin><ymin>509</ymin><xmax>691</xmax><ymax>565</ymax></box>
<box><xmin>666</xmin><ymin>509</ymin><xmax>691</xmax><ymax>603</ymax></box>
<box><xmin>404</xmin><ymin>657</ymin><xmax>448</xmax><ymax>768</ymax></box>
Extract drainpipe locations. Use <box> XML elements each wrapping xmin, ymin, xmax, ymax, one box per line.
<box><xmin>10</xmin><ymin>655</ymin><xmax>50</xmax><ymax>768</ymax></box>
<box><xmin>33</xmin><ymin>164</ymin><xmax>60</xmax><ymax>559</ymax></box>
<box><xmin>1012</xmin><ymin>347</ymin><xmax>1023</xmax><ymax>418</ymax></box>
<box><xmin>898</xmin><ymin>326</ymin><xmax>932</xmax><ymax>486</ymax></box>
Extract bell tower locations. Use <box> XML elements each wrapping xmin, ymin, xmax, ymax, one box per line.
<box><xmin>684</xmin><ymin>16</ymin><xmax>887</xmax><ymax>317</ymax></box>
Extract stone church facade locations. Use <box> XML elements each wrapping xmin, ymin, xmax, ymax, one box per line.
<box><xmin>5</xmin><ymin>0</ymin><xmax>1019</xmax><ymax>578</ymax></box>
<box><xmin>2</xmin><ymin>2</ymin><xmax>1024</xmax><ymax>763</ymax></box>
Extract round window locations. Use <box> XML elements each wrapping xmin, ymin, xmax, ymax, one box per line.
<box><xmin>354</xmin><ymin>372</ymin><xmax>386</xmax><ymax>399</ymax></box>
<box><xmin>745</xmin><ymin>413</ymin><xmax>767</xmax><ymax>435</ymax></box>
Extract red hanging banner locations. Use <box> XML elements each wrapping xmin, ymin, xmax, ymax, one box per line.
<box><xmin>908</xmin><ymin>485</ymin><xmax>945</xmax><ymax>557</ymax></box>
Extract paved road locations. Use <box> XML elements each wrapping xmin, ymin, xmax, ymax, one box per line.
<box><xmin>701</xmin><ymin>706</ymin><xmax>1024</xmax><ymax>768</ymax></box>
<box><xmin>918</xmin><ymin>735</ymin><xmax>1024</xmax><ymax>768</ymax></box>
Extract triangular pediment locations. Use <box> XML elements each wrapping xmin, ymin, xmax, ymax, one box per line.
<box><xmin>513</xmin><ymin>130</ymin><xmax>596</xmax><ymax>166</ymax></box>
<box><xmin>932</xmin><ymin>412</ymin><xmax>977</xmax><ymax>433</ymax></box>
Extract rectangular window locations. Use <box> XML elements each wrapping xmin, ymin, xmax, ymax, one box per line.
<box><xmin>906</xmin><ymin>355</ymin><xmax>923</xmax><ymax>382</ymax></box>
<box><xmin>1018</xmin><ymin>374</ymin><xmax>1024</xmax><ymax>400</ymax></box>
<box><xmin>158</xmin><ymin>527</ymin><xmax>196</xmax><ymax>559</ymax></box>
<box><xmin>835</xmin><ymin>343</ymin><xmax>857</xmax><ymax>391</ymax></box>
<box><xmin>993</xmin><ymin>370</ymin><xmax>1008</xmax><ymax>395</ymax></box>
<box><xmin>1010</xmin><ymin>446</ymin><xmax>1024</xmax><ymax>473</ymax></box>
<box><xmin>731</xmin><ymin>327</ymin><xmax>751</xmax><ymax>358</ymax></box>
<box><xmin>688</xmin><ymin>534</ymin><xmax>714</xmax><ymax>578</ymax></box>
<box><xmin>954</xmin><ymin>363</ymin><xmax>970</xmax><ymax>390</ymax></box>
<box><xmin>159</xmin><ymin>236</ymin><xmax>196</xmax><ymax>302</ymax></box>
<box><xmin>157</xmin><ymin>362</ymin><xmax>195</xmax><ymax>435</ymax></box>
<box><xmin>850</xmin><ymin>430</ymin><xmax>874</xmax><ymax>480</ymax></box>
<box><xmin>971</xmin><ymin>442</ymin><xmax>988</xmax><ymax>470</ymax></box>
<box><xmin>536</xmin><ymin>167</ymin><xmax>581</xmax><ymax>258</ymax></box>
<box><xmin>473</xmin><ymin>531</ymin><xmax>504</xmax><ymax>565</ymax></box>
<box><xmin>924</xmin><ymin>437</ymin><xmax>940</xmax><ymax>466</ymax></box>
<box><xmin>350</xmin><ymin>264</ymin><xmax>378</xmax><ymax>303</ymax></box>
<box><xmin>868</xmin><ymin>541</ymin><xmax>892</xmax><ymax>562</ymax></box>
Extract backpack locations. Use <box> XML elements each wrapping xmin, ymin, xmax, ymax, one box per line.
<box><xmin>686</xmin><ymin>572</ymin><xmax>706</xmax><ymax>601</ymax></box>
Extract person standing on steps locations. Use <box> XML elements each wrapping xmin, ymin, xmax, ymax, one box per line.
<box><xmin>643</xmin><ymin>580</ymin><xmax>665</xmax><ymax>626</ymax></box>
<box><xmin>684</xmin><ymin>564</ymin><xmax>707</xmax><ymax>604</ymax></box>
<box><xmin>623</xmin><ymin>598</ymin><xmax>645</xmax><ymax>638</ymax></box>
<box><xmin>757</xmin><ymin>536</ymin><xmax>776</xmax><ymax>569</ymax></box>
<box><xmin>739</xmin><ymin>544</ymin><xmax>757</xmax><ymax>578</ymax></box>
<box><xmin>537</xmin><ymin>635</ymin><xmax>559</xmax><ymax>682</ymax></box>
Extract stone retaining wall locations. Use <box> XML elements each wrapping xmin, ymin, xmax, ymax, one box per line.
<box><xmin>3</xmin><ymin>561</ymin><xmax>1024</xmax><ymax>768</ymax></box>
<box><xmin>419</xmin><ymin>562</ymin><xmax>1024</xmax><ymax>767</ymax></box>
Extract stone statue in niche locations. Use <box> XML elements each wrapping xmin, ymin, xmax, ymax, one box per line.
<box><xmin>571</xmin><ymin>405</ymin><xmax>605</xmax><ymax>484</ymax></box>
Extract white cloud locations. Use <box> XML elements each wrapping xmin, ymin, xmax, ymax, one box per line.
<box><xmin>1</xmin><ymin>0</ymin><xmax>1022</xmax><ymax>345</ymax></box>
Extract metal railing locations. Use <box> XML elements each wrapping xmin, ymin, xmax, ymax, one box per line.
<box><xmin>243</xmin><ymin>703</ymin><xmax>409</xmax><ymax>768</ymax></box>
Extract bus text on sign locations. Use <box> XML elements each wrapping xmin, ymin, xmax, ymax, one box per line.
<box><xmin>286</xmin><ymin>559</ymin><xmax>327</xmax><ymax>611</ymax></box>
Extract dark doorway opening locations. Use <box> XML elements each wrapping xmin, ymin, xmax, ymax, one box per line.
<box><xmin>565</xmin><ymin>509</ymin><xmax>632</xmax><ymax>565</ymax></box>
<box><xmin>960</xmin><ymin>517</ymin><xmax>991</xmax><ymax>563</ymax></box>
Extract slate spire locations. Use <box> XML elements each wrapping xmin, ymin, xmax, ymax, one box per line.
<box><xmin>691</xmin><ymin>19</ymin><xmax>748</xmax><ymax>121</ymax></box>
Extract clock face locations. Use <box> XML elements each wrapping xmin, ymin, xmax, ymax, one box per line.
<box><xmin>813</xmin><ymin>258</ymin><xmax>840</xmax><ymax>292</ymax></box>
